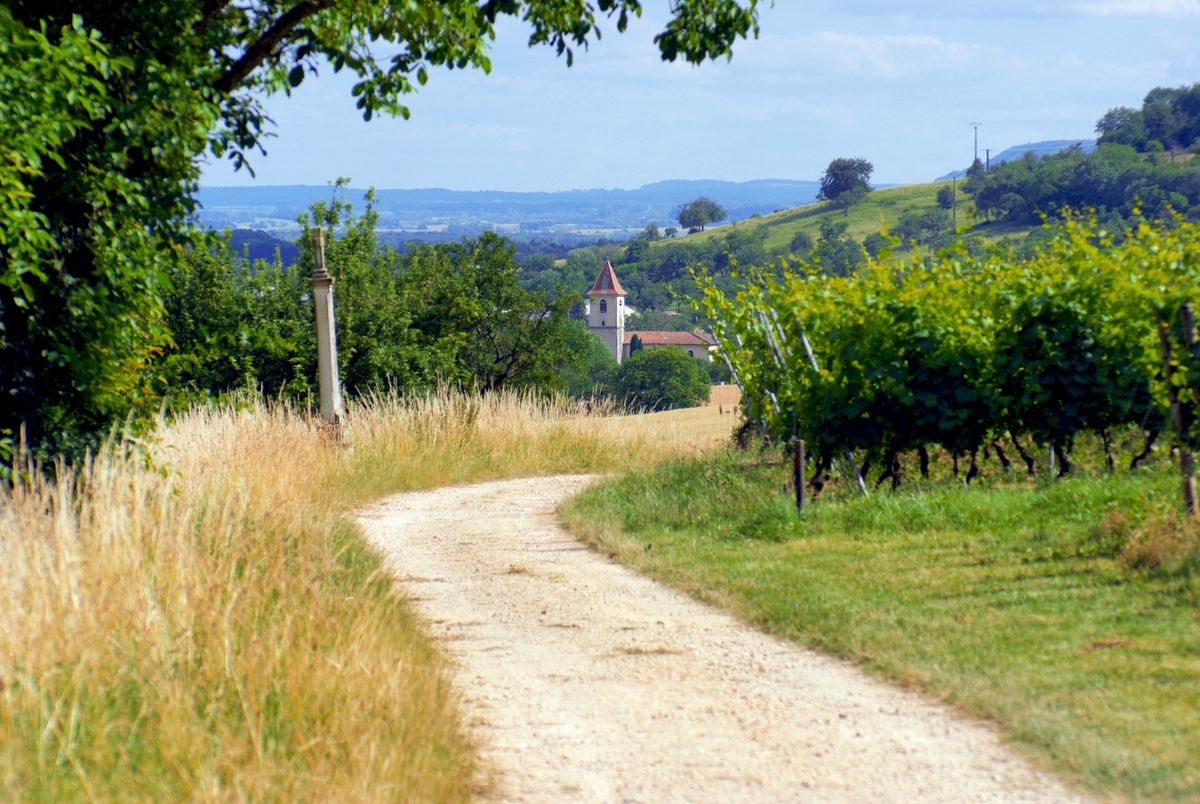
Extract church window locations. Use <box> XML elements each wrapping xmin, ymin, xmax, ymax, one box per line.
<box><xmin>599</xmin><ymin>299</ymin><xmax>608</xmax><ymax>314</ymax></box>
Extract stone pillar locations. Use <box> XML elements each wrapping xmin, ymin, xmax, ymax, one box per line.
<box><xmin>310</xmin><ymin>227</ymin><xmax>343</xmax><ymax>424</ymax></box>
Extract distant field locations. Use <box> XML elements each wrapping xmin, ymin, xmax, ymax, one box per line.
<box><xmin>662</xmin><ymin>182</ymin><xmax>1037</xmax><ymax>255</ymax></box>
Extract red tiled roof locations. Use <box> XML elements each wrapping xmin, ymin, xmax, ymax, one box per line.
<box><xmin>623</xmin><ymin>331</ymin><xmax>714</xmax><ymax>347</ymax></box>
<box><xmin>586</xmin><ymin>260</ymin><xmax>627</xmax><ymax>296</ymax></box>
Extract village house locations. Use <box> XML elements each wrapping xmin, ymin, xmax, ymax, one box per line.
<box><xmin>586</xmin><ymin>260</ymin><xmax>716</xmax><ymax>364</ymax></box>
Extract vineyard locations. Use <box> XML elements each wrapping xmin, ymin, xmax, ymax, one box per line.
<box><xmin>695</xmin><ymin>215</ymin><xmax>1200</xmax><ymax>504</ymax></box>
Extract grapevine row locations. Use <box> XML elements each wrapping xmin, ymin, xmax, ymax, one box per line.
<box><xmin>694</xmin><ymin>215</ymin><xmax>1200</xmax><ymax>500</ymax></box>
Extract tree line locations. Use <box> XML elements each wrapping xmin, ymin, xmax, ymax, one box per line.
<box><xmin>1</xmin><ymin>0</ymin><xmax>758</xmax><ymax>461</ymax></box>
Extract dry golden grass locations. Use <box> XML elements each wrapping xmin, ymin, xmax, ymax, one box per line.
<box><xmin>0</xmin><ymin>390</ymin><xmax>727</xmax><ymax>802</ymax></box>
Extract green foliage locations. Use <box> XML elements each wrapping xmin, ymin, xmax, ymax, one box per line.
<box><xmin>630</xmin><ymin>334</ymin><xmax>644</xmax><ymax>353</ymax></box>
<box><xmin>1097</xmin><ymin>82</ymin><xmax>1200</xmax><ymax>154</ymax></box>
<box><xmin>0</xmin><ymin>10</ymin><xmax>212</xmax><ymax>457</ymax></box>
<box><xmin>968</xmin><ymin>143</ymin><xmax>1200</xmax><ymax>223</ymax></box>
<box><xmin>811</xmin><ymin>218</ymin><xmax>867</xmax><ymax>277</ymax></box>
<box><xmin>892</xmin><ymin>208</ymin><xmax>952</xmax><ymax>250</ymax></box>
<box><xmin>162</xmin><ymin>194</ymin><xmax>579</xmax><ymax>404</ymax></box>
<box><xmin>557</xmin><ymin>321</ymin><xmax>618</xmax><ymax>398</ymax></box>
<box><xmin>676</xmin><ymin>196</ymin><xmax>728</xmax><ymax>232</ymax></box>
<box><xmin>817</xmin><ymin>157</ymin><xmax>874</xmax><ymax>214</ymax></box>
<box><xmin>4</xmin><ymin>0</ymin><xmax>760</xmax><ymax>460</ymax></box>
<box><xmin>694</xmin><ymin>215</ymin><xmax>1200</xmax><ymax>476</ymax></box>
<box><xmin>862</xmin><ymin>232</ymin><xmax>889</xmax><ymax>259</ymax></box>
<box><xmin>613</xmin><ymin>347</ymin><xmax>710</xmax><ymax>411</ymax></box>
<box><xmin>789</xmin><ymin>230</ymin><xmax>814</xmax><ymax>257</ymax></box>
<box><xmin>936</xmin><ymin>184</ymin><xmax>955</xmax><ymax>210</ymax></box>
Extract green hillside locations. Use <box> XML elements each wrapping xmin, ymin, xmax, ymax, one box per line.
<box><xmin>662</xmin><ymin>181</ymin><xmax>1034</xmax><ymax>255</ymax></box>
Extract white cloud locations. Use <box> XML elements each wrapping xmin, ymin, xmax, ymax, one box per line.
<box><xmin>1072</xmin><ymin>0</ymin><xmax>1200</xmax><ymax>15</ymax></box>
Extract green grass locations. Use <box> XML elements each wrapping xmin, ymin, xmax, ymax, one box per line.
<box><xmin>560</xmin><ymin>444</ymin><xmax>1200</xmax><ymax>803</ymax></box>
<box><xmin>661</xmin><ymin>182</ymin><xmax>1035</xmax><ymax>255</ymax></box>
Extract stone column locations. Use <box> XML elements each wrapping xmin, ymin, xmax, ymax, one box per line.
<box><xmin>310</xmin><ymin>227</ymin><xmax>343</xmax><ymax>424</ymax></box>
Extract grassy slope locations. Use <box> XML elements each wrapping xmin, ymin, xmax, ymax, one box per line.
<box><xmin>560</xmin><ymin>442</ymin><xmax>1200</xmax><ymax>803</ymax></box>
<box><xmin>659</xmin><ymin>182</ymin><xmax>1034</xmax><ymax>254</ymax></box>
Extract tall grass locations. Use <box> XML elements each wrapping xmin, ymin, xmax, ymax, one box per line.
<box><xmin>0</xmin><ymin>390</ymin><xmax>721</xmax><ymax>802</ymax></box>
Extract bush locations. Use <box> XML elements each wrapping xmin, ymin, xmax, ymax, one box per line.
<box><xmin>614</xmin><ymin>347</ymin><xmax>711</xmax><ymax>411</ymax></box>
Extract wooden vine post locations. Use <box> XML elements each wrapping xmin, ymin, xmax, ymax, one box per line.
<box><xmin>1158</xmin><ymin>303</ymin><xmax>1197</xmax><ymax>519</ymax></box>
<box><xmin>792</xmin><ymin>438</ymin><xmax>806</xmax><ymax>514</ymax></box>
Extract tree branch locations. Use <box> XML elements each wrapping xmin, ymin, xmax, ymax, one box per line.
<box><xmin>214</xmin><ymin>0</ymin><xmax>339</xmax><ymax>94</ymax></box>
<box><xmin>194</xmin><ymin>0</ymin><xmax>234</xmax><ymax>34</ymax></box>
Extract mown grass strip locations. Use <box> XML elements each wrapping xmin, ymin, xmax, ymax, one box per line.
<box><xmin>560</xmin><ymin>447</ymin><xmax>1200</xmax><ymax>803</ymax></box>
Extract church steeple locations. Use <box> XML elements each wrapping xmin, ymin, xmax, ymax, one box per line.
<box><xmin>587</xmin><ymin>260</ymin><xmax>626</xmax><ymax>364</ymax></box>
<box><xmin>587</xmin><ymin>260</ymin><xmax>627</xmax><ymax>297</ymax></box>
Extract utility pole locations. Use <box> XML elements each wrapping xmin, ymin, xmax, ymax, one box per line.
<box><xmin>971</xmin><ymin>122</ymin><xmax>980</xmax><ymax>163</ymax></box>
<box><xmin>985</xmin><ymin>149</ymin><xmax>992</xmax><ymax>172</ymax></box>
<box><xmin>952</xmin><ymin>176</ymin><xmax>957</xmax><ymax>225</ymax></box>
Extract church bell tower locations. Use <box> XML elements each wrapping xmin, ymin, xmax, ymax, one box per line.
<box><xmin>587</xmin><ymin>260</ymin><xmax>627</xmax><ymax>364</ymax></box>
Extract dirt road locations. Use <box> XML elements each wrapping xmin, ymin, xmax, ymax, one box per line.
<box><xmin>358</xmin><ymin>475</ymin><xmax>1089</xmax><ymax>804</ymax></box>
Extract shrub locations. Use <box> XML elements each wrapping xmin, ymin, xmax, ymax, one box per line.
<box><xmin>614</xmin><ymin>347</ymin><xmax>711</xmax><ymax>411</ymax></box>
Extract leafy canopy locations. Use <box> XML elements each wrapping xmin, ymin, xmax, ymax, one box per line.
<box><xmin>3</xmin><ymin>0</ymin><xmax>761</xmax><ymax>457</ymax></box>
<box><xmin>614</xmin><ymin>347</ymin><xmax>710</xmax><ymax>411</ymax></box>
<box><xmin>817</xmin><ymin>157</ymin><xmax>873</xmax><ymax>214</ymax></box>
<box><xmin>676</xmin><ymin>197</ymin><xmax>728</xmax><ymax>232</ymax></box>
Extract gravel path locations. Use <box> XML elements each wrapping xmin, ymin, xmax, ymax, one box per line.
<box><xmin>358</xmin><ymin>475</ymin><xmax>1091</xmax><ymax>804</ymax></box>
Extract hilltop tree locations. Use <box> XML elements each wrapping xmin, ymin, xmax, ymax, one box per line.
<box><xmin>676</xmin><ymin>197</ymin><xmax>727</xmax><ymax>232</ymax></box>
<box><xmin>2</xmin><ymin>0</ymin><xmax>762</xmax><ymax>456</ymax></box>
<box><xmin>817</xmin><ymin>157</ymin><xmax>874</xmax><ymax>215</ymax></box>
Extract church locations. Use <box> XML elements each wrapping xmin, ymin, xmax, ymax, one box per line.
<box><xmin>586</xmin><ymin>260</ymin><xmax>716</xmax><ymax>364</ymax></box>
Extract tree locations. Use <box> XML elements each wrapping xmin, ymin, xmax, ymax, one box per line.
<box><xmin>936</xmin><ymin>184</ymin><xmax>955</xmax><ymax>210</ymax></box>
<box><xmin>812</xmin><ymin>218</ymin><xmax>866</xmax><ymax>277</ymax></box>
<box><xmin>613</xmin><ymin>346</ymin><xmax>710</xmax><ymax>411</ymax></box>
<box><xmin>862</xmin><ymin>232</ymin><xmax>889</xmax><ymax>259</ymax></box>
<box><xmin>3</xmin><ymin>0</ymin><xmax>761</xmax><ymax>458</ymax></box>
<box><xmin>817</xmin><ymin>157</ymin><xmax>873</xmax><ymax>214</ymax></box>
<box><xmin>676</xmin><ymin>197</ymin><xmax>727</xmax><ymax>232</ymax></box>
<box><xmin>961</xmin><ymin>158</ymin><xmax>987</xmax><ymax>194</ymax></box>
<box><xmin>630</xmin><ymin>334</ymin><xmax>644</xmax><ymax>353</ymax></box>
<box><xmin>161</xmin><ymin>193</ymin><xmax>580</xmax><ymax>401</ymax></box>
<box><xmin>557</xmin><ymin>322</ymin><xmax>617</xmax><ymax>398</ymax></box>
<box><xmin>789</xmin><ymin>230</ymin><xmax>814</xmax><ymax>257</ymax></box>
<box><xmin>641</xmin><ymin>222</ymin><xmax>662</xmax><ymax>241</ymax></box>
<box><xmin>664</xmin><ymin>226</ymin><xmax>679</xmax><ymax>239</ymax></box>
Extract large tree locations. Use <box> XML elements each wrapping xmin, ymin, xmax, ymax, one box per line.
<box><xmin>1</xmin><ymin>0</ymin><xmax>760</xmax><ymax>456</ymax></box>
<box><xmin>676</xmin><ymin>196</ymin><xmax>727</xmax><ymax>232</ymax></box>
<box><xmin>817</xmin><ymin>157</ymin><xmax>873</xmax><ymax>215</ymax></box>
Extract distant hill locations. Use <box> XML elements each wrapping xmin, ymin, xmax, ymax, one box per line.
<box><xmin>226</xmin><ymin>229</ymin><xmax>300</xmax><ymax>265</ymax></box>
<box><xmin>668</xmin><ymin>180</ymin><xmax>1035</xmax><ymax>256</ymax></box>
<box><xmin>196</xmin><ymin>179</ymin><xmax>821</xmax><ymax>240</ymax></box>
<box><xmin>936</xmin><ymin>140</ymin><xmax>1096</xmax><ymax>180</ymax></box>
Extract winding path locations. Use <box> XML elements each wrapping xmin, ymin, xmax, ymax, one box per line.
<box><xmin>358</xmin><ymin>475</ymin><xmax>1090</xmax><ymax>804</ymax></box>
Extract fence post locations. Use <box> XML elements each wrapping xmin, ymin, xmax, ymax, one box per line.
<box><xmin>311</xmin><ymin>227</ymin><xmax>343</xmax><ymax>425</ymax></box>
<box><xmin>793</xmin><ymin>438</ymin><xmax>806</xmax><ymax>514</ymax></box>
<box><xmin>1159</xmin><ymin>306</ymin><xmax>1197</xmax><ymax>518</ymax></box>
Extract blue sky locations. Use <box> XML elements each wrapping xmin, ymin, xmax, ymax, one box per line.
<box><xmin>200</xmin><ymin>0</ymin><xmax>1200</xmax><ymax>191</ymax></box>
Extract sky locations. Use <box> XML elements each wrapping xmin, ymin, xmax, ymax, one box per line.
<box><xmin>200</xmin><ymin>0</ymin><xmax>1200</xmax><ymax>191</ymax></box>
